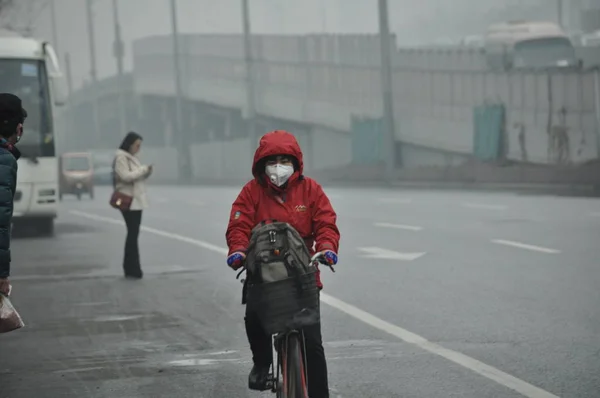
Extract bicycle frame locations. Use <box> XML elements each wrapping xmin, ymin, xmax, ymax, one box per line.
<box><xmin>268</xmin><ymin>328</ymin><xmax>308</xmax><ymax>397</ymax></box>
<box><xmin>236</xmin><ymin>252</ymin><xmax>334</xmax><ymax>397</ymax></box>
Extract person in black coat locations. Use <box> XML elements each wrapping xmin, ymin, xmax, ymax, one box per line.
<box><xmin>0</xmin><ymin>93</ymin><xmax>26</xmax><ymax>296</ymax></box>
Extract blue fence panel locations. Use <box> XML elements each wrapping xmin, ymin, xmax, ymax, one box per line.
<box><xmin>351</xmin><ymin>116</ymin><xmax>384</xmax><ymax>164</ymax></box>
<box><xmin>473</xmin><ymin>104</ymin><xmax>505</xmax><ymax>161</ymax></box>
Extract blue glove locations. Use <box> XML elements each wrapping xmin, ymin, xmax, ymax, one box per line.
<box><xmin>322</xmin><ymin>250</ymin><xmax>338</xmax><ymax>265</ymax></box>
<box><xmin>227</xmin><ymin>252</ymin><xmax>246</xmax><ymax>270</ymax></box>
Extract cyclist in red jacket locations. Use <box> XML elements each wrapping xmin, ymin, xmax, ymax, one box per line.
<box><xmin>226</xmin><ymin>129</ymin><xmax>340</xmax><ymax>397</ymax></box>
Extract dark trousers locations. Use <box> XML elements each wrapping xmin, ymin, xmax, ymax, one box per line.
<box><xmin>245</xmin><ymin>306</ymin><xmax>330</xmax><ymax>398</ymax></box>
<box><xmin>120</xmin><ymin>210</ymin><xmax>142</xmax><ymax>277</ymax></box>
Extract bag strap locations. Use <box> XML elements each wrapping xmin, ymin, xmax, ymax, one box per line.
<box><xmin>111</xmin><ymin>158</ymin><xmax>117</xmax><ymax>189</ymax></box>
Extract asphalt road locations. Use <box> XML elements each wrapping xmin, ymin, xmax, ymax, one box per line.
<box><xmin>2</xmin><ymin>185</ymin><xmax>599</xmax><ymax>398</ymax></box>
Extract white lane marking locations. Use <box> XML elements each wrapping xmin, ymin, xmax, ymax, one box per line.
<box><xmin>491</xmin><ymin>239</ymin><xmax>561</xmax><ymax>254</ymax></box>
<box><xmin>93</xmin><ymin>315</ymin><xmax>145</xmax><ymax>322</ymax></box>
<box><xmin>358</xmin><ymin>247</ymin><xmax>426</xmax><ymax>261</ymax></box>
<box><xmin>462</xmin><ymin>202</ymin><xmax>507</xmax><ymax>211</ymax></box>
<box><xmin>373</xmin><ymin>222</ymin><xmax>423</xmax><ymax>231</ymax></box>
<box><xmin>207</xmin><ymin>350</ymin><xmax>238</xmax><ymax>356</ymax></box>
<box><xmin>320</xmin><ymin>295</ymin><xmax>558</xmax><ymax>398</ymax></box>
<box><xmin>377</xmin><ymin>198</ymin><xmax>412</xmax><ymax>204</ymax></box>
<box><xmin>70</xmin><ymin>210</ymin><xmax>559</xmax><ymax>398</ymax></box>
<box><xmin>54</xmin><ymin>366</ymin><xmax>105</xmax><ymax>374</ymax></box>
<box><xmin>11</xmin><ymin>265</ymin><xmax>202</xmax><ymax>282</ymax></box>
<box><xmin>169</xmin><ymin>358</ymin><xmax>242</xmax><ymax>367</ymax></box>
<box><xmin>70</xmin><ymin>210</ymin><xmax>226</xmax><ymax>254</ymax></box>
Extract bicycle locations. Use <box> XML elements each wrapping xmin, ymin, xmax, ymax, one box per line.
<box><xmin>236</xmin><ymin>252</ymin><xmax>335</xmax><ymax>398</ymax></box>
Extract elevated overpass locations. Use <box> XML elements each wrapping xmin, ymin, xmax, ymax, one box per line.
<box><xmin>58</xmin><ymin>33</ymin><xmax>600</xmax><ymax>184</ymax></box>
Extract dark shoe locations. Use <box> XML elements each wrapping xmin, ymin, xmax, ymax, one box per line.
<box><xmin>248</xmin><ymin>364</ymin><xmax>270</xmax><ymax>391</ymax></box>
<box><xmin>124</xmin><ymin>270</ymin><xmax>143</xmax><ymax>279</ymax></box>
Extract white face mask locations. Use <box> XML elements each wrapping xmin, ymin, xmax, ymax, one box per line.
<box><xmin>265</xmin><ymin>164</ymin><xmax>294</xmax><ymax>187</ymax></box>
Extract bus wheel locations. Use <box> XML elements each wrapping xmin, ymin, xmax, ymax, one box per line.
<box><xmin>35</xmin><ymin>218</ymin><xmax>54</xmax><ymax>237</ymax></box>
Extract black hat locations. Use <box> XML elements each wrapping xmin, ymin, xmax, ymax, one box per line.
<box><xmin>0</xmin><ymin>93</ymin><xmax>27</xmax><ymax>126</ymax></box>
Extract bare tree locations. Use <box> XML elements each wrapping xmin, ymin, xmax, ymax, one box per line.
<box><xmin>0</xmin><ymin>0</ymin><xmax>14</xmax><ymax>16</ymax></box>
<box><xmin>1</xmin><ymin>0</ymin><xmax>48</xmax><ymax>36</ymax></box>
<box><xmin>0</xmin><ymin>0</ymin><xmax>15</xmax><ymax>30</ymax></box>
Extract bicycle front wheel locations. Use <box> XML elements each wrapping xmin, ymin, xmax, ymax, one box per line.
<box><xmin>282</xmin><ymin>332</ymin><xmax>308</xmax><ymax>398</ymax></box>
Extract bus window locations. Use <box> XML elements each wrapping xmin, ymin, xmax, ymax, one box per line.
<box><xmin>0</xmin><ymin>59</ymin><xmax>53</xmax><ymax>155</ymax></box>
<box><xmin>513</xmin><ymin>37</ymin><xmax>577</xmax><ymax>68</ymax></box>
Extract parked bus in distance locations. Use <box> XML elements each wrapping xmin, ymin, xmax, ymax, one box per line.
<box><xmin>0</xmin><ymin>29</ymin><xmax>67</xmax><ymax>236</ymax></box>
<box><xmin>484</xmin><ymin>20</ymin><xmax>580</xmax><ymax>70</ymax></box>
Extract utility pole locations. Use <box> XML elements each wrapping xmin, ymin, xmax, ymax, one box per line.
<box><xmin>241</xmin><ymin>0</ymin><xmax>257</xmax><ymax>149</ymax></box>
<box><xmin>85</xmin><ymin>0</ymin><xmax>100</xmax><ymax>147</ymax></box>
<box><xmin>557</xmin><ymin>0</ymin><xmax>563</xmax><ymax>27</ymax></box>
<box><xmin>112</xmin><ymin>0</ymin><xmax>124</xmax><ymax>75</ymax></box>
<box><xmin>377</xmin><ymin>0</ymin><xmax>399</xmax><ymax>182</ymax></box>
<box><xmin>594</xmin><ymin>68</ymin><xmax>600</xmax><ymax>159</ymax></box>
<box><xmin>50</xmin><ymin>0</ymin><xmax>59</xmax><ymax>53</ymax></box>
<box><xmin>23</xmin><ymin>0</ymin><xmax>34</xmax><ymax>37</ymax></box>
<box><xmin>169</xmin><ymin>0</ymin><xmax>191</xmax><ymax>181</ymax></box>
<box><xmin>65</xmin><ymin>52</ymin><xmax>74</xmax><ymax>149</ymax></box>
<box><xmin>320</xmin><ymin>1</ymin><xmax>327</xmax><ymax>32</ymax></box>
<box><xmin>112</xmin><ymin>0</ymin><xmax>126</xmax><ymax>135</ymax></box>
<box><xmin>85</xmin><ymin>0</ymin><xmax>97</xmax><ymax>83</ymax></box>
<box><xmin>64</xmin><ymin>53</ymin><xmax>73</xmax><ymax>98</ymax></box>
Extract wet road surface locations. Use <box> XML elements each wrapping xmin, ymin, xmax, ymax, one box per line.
<box><xmin>2</xmin><ymin>185</ymin><xmax>599</xmax><ymax>398</ymax></box>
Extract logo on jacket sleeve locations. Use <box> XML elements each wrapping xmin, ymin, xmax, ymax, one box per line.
<box><xmin>234</xmin><ymin>211</ymin><xmax>241</xmax><ymax>219</ymax></box>
<box><xmin>295</xmin><ymin>205</ymin><xmax>307</xmax><ymax>212</ymax></box>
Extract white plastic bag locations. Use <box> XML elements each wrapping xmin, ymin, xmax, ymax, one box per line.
<box><xmin>0</xmin><ymin>290</ymin><xmax>25</xmax><ymax>333</ymax></box>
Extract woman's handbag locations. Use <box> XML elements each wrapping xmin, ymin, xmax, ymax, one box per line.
<box><xmin>109</xmin><ymin>157</ymin><xmax>133</xmax><ymax>210</ymax></box>
<box><xmin>109</xmin><ymin>191</ymin><xmax>133</xmax><ymax>210</ymax></box>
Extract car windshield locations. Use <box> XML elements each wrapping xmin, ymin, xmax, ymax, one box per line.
<box><xmin>63</xmin><ymin>156</ymin><xmax>91</xmax><ymax>171</ymax></box>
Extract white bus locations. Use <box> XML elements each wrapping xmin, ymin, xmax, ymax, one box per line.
<box><xmin>0</xmin><ymin>30</ymin><xmax>66</xmax><ymax>235</ymax></box>
<box><xmin>484</xmin><ymin>21</ymin><xmax>580</xmax><ymax>70</ymax></box>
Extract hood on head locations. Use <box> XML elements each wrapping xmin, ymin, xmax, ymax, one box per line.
<box><xmin>252</xmin><ymin>130</ymin><xmax>303</xmax><ymax>179</ymax></box>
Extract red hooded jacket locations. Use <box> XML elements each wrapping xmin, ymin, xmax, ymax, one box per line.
<box><xmin>225</xmin><ymin>130</ymin><xmax>340</xmax><ymax>289</ymax></box>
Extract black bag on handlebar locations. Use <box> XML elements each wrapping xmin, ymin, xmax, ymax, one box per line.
<box><xmin>245</xmin><ymin>221</ymin><xmax>315</xmax><ymax>284</ymax></box>
<box><xmin>244</xmin><ymin>221</ymin><xmax>320</xmax><ymax>334</ymax></box>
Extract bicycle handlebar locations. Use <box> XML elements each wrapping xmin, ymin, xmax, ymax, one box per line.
<box><xmin>310</xmin><ymin>252</ymin><xmax>336</xmax><ymax>273</ymax></box>
<box><xmin>235</xmin><ymin>252</ymin><xmax>335</xmax><ymax>282</ymax></box>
